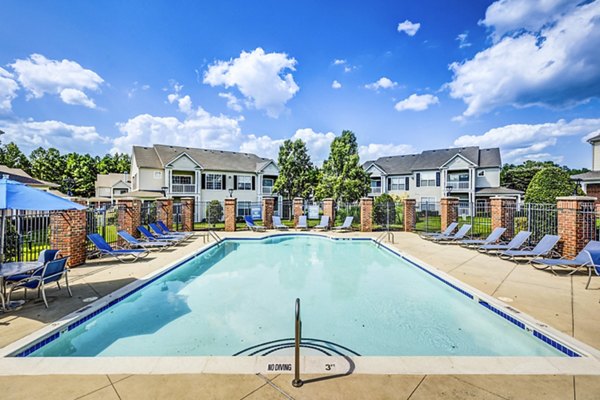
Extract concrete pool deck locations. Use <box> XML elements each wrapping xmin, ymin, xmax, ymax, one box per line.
<box><xmin>1</xmin><ymin>230</ymin><xmax>600</xmax><ymax>398</ymax></box>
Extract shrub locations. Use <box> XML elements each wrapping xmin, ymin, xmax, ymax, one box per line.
<box><xmin>525</xmin><ymin>167</ymin><xmax>578</xmax><ymax>204</ymax></box>
<box><xmin>206</xmin><ymin>200</ymin><xmax>223</xmax><ymax>226</ymax></box>
<box><xmin>373</xmin><ymin>194</ymin><xmax>396</xmax><ymax>227</ymax></box>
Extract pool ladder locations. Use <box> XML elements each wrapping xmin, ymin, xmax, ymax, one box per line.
<box><xmin>375</xmin><ymin>231</ymin><xmax>395</xmax><ymax>246</ymax></box>
<box><xmin>292</xmin><ymin>298</ymin><xmax>303</xmax><ymax>387</ymax></box>
<box><xmin>208</xmin><ymin>230</ymin><xmax>223</xmax><ymax>243</ymax></box>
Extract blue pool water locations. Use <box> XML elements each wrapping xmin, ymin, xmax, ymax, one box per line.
<box><xmin>27</xmin><ymin>236</ymin><xmax>565</xmax><ymax>357</ymax></box>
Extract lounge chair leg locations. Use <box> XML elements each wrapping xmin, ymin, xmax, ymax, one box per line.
<box><xmin>41</xmin><ymin>284</ymin><xmax>48</xmax><ymax>308</ymax></box>
<box><xmin>586</xmin><ymin>268</ymin><xmax>593</xmax><ymax>289</ymax></box>
<box><xmin>65</xmin><ymin>273</ymin><xmax>72</xmax><ymax>297</ymax></box>
<box><xmin>56</xmin><ymin>281</ymin><xmax>61</xmax><ymax>290</ymax></box>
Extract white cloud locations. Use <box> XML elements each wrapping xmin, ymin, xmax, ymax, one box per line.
<box><xmin>397</xmin><ymin>20</ymin><xmax>421</xmax><ymax>36</ymax></box>
<box><xmin>218</xmin><ymin>92</ymin><xmax>243</xmax><ymax>112</ymax></box>
<box><xmin>0</xmin><ymin>67</ymin><xmax>19</xmax><ymax>112</ymax></box>
<box><xmin>449</xmin><ymin>1</ymin><xmax>600</xmax><ymax>119</ymax></box>
<box><xmin>59</xmin><ymin>88</ymin><xmax>96</xmax><ymax>109</ymax></box>
<box><xmin>394</xmin><ymin>93</ymin><xmax>439</xmax><ymax>111</ymax></box>
<box><xmin>454</xmin><ymin>118</ymin><xmax>600</xmax><ymax>162</ymax></box>
<box><xmin>333</xmin><ymin>59</ymin><xmax>347</xmax><ymax>65</ymax></box>
<box><xmin>9</xmin><ymin>54</ymin><xmax>103</xmax><ymax>107</ymax></box>
<box><xmin>331</xmin><ymin>80</ymin><xmax>342</xmax><ymax>89</ymax></box>
<box><xmin>365</xmin><ymin>77</ymin><xmax>397</xmax><ymax>90</ymax></box>
<box><xmin>0</xmin><ymin>119</ymin><xmax>110</xmax><ymax>154</ymax></box>
<box><xmin>240</xmin><ymin>128</ymin><xmax>336</xmax><ymax>164</ymax></box>
<box><xmin>359</xmin><ymin>143</ymin><xmax>415</xmax><ymax>161</ymax></box>
<box><xmin>456</xmin><ymin>32</ymin><xmax>472</xmax><ymax>48</ymax></box>
<box><xmin>112</xmin><ymin>99</ymin><xmax>243</xmax><ymax>154</ymax></box>
<box><xmin>481</xmin><ymin>0</ymin><xmax>577</xmax><ymax>40</ymax></box>
<box><xmin>203</xmin><ymin>47</ymin><xmax>299</xmax><ymax>118</ymax></box>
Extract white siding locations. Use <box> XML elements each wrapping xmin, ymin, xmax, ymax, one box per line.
<box><xmin>261</xmin><ymin>163</ymin><xmax>279</xmax><ymax>175</ymax></box>
<box><xmin>445</xmin><ymin>156</ymin><xmax>471</xmax><ymax>170</ymax></box>
<box><xmin>169</xmin><ymin>154</ymin><xmax>199</xmax><ymax>170</ymax></box>
<box><xmin>594</xmin><ymin>144</ymin><xmax>600</xmax><ymax>171</ymax></box>
<box><xmin>475</xmin><ymin>168</ymin><xmax>500</xmax><ymax>188</ymax></box>
<box><xmin>139</xmin><ymin>168</ymin><xmax>164</xmax><ymax>191</ymax></box>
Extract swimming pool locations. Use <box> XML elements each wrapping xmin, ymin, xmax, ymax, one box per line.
<box><xmin>14</xmin><ymin>235</ymin><xmax>579</xmax><ymax>357</ymax></box>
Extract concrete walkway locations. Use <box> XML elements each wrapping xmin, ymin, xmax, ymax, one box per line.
<box><xmin>1</xmin><ymin>231</ymin><xmax>600</xmax><ymax>399</ymax></box>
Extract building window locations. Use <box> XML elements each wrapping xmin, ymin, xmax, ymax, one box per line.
<box><xmin>263</xmin><ymin>178</ymin><xmax>274</xmax><ymax>194</ymax></box>
<box><xmin>153</xmin><ymin>171</ymin><xmax>162</xmax><ymax>179</ymax></box>
<box><xmin>390</xmin><ymin>177</ymin><xmax>405</xmax><ymax>191</ymax></box>
<box><xmin>237</xmin><ymin>201</ymin><xmax>252</xmax><ymax>217</ymax></box>
<box><xmin>172</xmin><ymin>175</ymin><xmax>192</xmax><ymax>185</ymax></box>
<box><xmin>478</xmin><ymin>170</ymin><xmax>485</xmax><ymax>177</ymax></box>
<box><xmin>419</xmin><ymin>172</ymin><xmax>436</xmax><ymax>187</ymax></box>
<box><xmin>206</xmin><ymin>174</ymin><xmax>222</xmax><ymax>190</ymax></box>
<box><xmin>237</xmin><ymin>175</ymin><xmax>252</xmax><ymax>190</ymax></box>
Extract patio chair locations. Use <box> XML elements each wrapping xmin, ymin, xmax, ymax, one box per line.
<box><xmin>149</xmin><ymin>223</ymin><xmax>193</xmax><ymax>240</ymax></box>
<box><xmin>4</xmin><ymin>249</ymin><xmax>62</xmax><ymax>284</ymax></box>
<box><xmin>420</xmin><ymin>222</ymin><xmax>459</xmax><ymax>240</ymax></box>
<box><xmin>117</xmin><ymin>230</ymin><xmax>173</xmax><ymax>251</ymax></box>
<box><xmin>296</xmin><ymin>215</ymin><xmax>308</xmax><ymax>230</ymax></box>
<box><xmin>88</xmin><ymin>233</ymin><xmax>149</xmax><ymax>262</ymax></box>
<box><xmin>531</xmin><ymin>240</ymin><xmax>600</xmax><ymax>289</ymax></box>
<box><xmin>7</xmin><ymin>257</ymin><xmax>72</xmax><ymax>308</ymax></box>
<box><xmin>459</xmin><ymin>227</ymin><xmax>506</xmax><ymax>248</ymax></box>
<box><xmin>157</xmin><ymin>220</ymin><xmax>194</xmax><ymax>237</ymax></box>
<box><xmin>477</xmin><ymin>231</ymin><xmax>532</xmax><ymax>254</ymax></box>
<box><xmin>314</xmin><ymin>216</ymin><xmax>330</xmax><ymax>230</ymax></box>
<box><xmin>333</xmin><ymin>216</ymin><xmax>354</xmax><ymax>232</ymax></box>
<box><xmin>244</xmin><ymin>216</ymin><xmax>266</xmax><ymax>232</ymax></box>
<box><xmin>432</xmin><ymin>224</ymin><xmax>472</xmax><ymax>243</ymax></box>
<box><xmin>138</xmin><ymin>226</ymin><xmax>184</xmax><ymax>244</ymax></box>
<box><xmin>499</xmin><ymin>234</ymin><xmax>561</xmax><ymax>262</ymax></box>
<box><xmin>272</xmin><ymin>216</ymin><xmax>289</xmax><ymax>230</ymax></box>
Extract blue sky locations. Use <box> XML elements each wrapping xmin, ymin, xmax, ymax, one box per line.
<box><xmin>1</xmin><ymin>0</ymin><xmax>599</xmax><ymax>168</ymax></box>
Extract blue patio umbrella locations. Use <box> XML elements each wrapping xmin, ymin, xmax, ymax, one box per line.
<box><xmin>0</xmin><ymin>176</ymin><xmax>86</xmax><ymax>261</ymax></box>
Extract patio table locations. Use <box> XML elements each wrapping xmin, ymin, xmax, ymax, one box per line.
<box><xmin>0</xmin><ymin>261</ymin><xmax>42</xmax><ymax>311</ymax></box>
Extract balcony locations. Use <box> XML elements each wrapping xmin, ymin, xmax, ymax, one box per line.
<box><xmin>369</xmin><ymin>187</ymin><xmax>382</xmax><ymax>195</ymax></box>
<box><xmin>447</xmin><ymin>181</ymin><xmax>469</xmax><ymax>190</ymax></box>
<box><xmin>262</xmin><ymin>186</ymin><xmax>273</xmax><ymax>195</ymax></box>
<box><xmin>171</xmin><ymin>184</ymin><xmax>196</xmax><ymax>194</ymax></box>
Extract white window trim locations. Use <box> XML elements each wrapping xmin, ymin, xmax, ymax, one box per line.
<box><xmin>206</xmin><ymin>173</ymin><xmax>223</xmax><ymax>190</ymax></box>
<box><xmin>237</xmin><ymin>175</ymin><xmax>252</xmax><ymax>191</ymax></box>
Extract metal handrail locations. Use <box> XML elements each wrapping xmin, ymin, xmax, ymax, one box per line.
<box><xmin>208</xmin><ymin>230</ymin><xmax>222</xmax><ymax>243</ymax></box>
<box><xmin>292</xmin><ymin>298</ymin><xmax>303</xmax><ymax>388</ymax></box>
<box><xmin>375</xmin><ymin>231</ymin><xmax>395</xmax><ymax>246</ymax></box>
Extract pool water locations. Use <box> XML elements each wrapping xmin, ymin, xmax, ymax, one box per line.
<box><xmin>28</xmin><ymin>236</ymin><xmax>564</xmax><ymax>357</ymax></box>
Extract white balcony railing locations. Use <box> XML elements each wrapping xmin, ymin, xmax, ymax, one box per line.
<box><xmin>370</xmin><ymin>187</ymin><xmax>382</xmax><ymax>194</ymax></box>
<box><xmin>447</xmin><ymin>181</ymin><xmax>469</xmax><ymax>190</ymax></box>
<box><xmin>171</xmin><ymin>184</ymin><xmax>196</xmax><ymax>193</ymax></box>
<box><xmin>262</xmin><ymin>186</ymin><xmax>273</xmax><ymax>194</ymax></box>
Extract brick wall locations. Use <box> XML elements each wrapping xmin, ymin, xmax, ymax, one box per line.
<box><xmin>490</xmin><ymin>197</ymin><xmax>516</xmax><ymax>239</ymax></box>
<box><xmin>117</xmin><ymin>199</ymin><xmax>142</xmax><ymax>238</ymax></box>
<box><xmin>440</xmin><ymin>197</ymin><xmax>459</xmax><ymax>231</ymax></box>
<box><xmin>181</xmin><ymin>197</ymin><xmax>195</xmax><ymax>232</ymax></box>
<box><xmin>585</xmin><ymin>184</ymin><xmax>600</xmax><ymax>203</ymax></box>
<box><xmin>50</xmin><ymin>209</ymin><xmax>87</xmax><ymax>267</ymax></box>
<box><xmin>224</xmin><ymin>198</ymin><xmax>237</xmax><ymax>232</ymax></box>
<box><xmin>557</xmin><ymin>196</ymin><xmax>596</xmax><ymax>258</ymax></box>
<box><xmin>403</xmin><ymin>199</ymin><xmax>416</xmax><ymax>232</ymax></box>
<box><xmin>156</xmin><ymin>198</ymin><xmax>173</xmax><ymax>230</ymax></box>
<box><xmin>262</xmin><ymin>197</ymin><xmax>275</xmax><ymax>229</ymax></box>
<box><xmin>360</xmin><ymin>197</ymin><xmax>373</xmax><ymax>232</ymax></box>
<box><xmin>323</xmin><ymin>199</ymin><xmax>335</xmax><ymax>228</ymax></box>
<box><xmin>293</xmin><ymin>197</ymin><xmax>304</xmax><ymax>226</ymax></box>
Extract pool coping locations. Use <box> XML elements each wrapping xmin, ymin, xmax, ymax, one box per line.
<box><xmin>1</xmin><ymin>232</ymin><xmax>600</xmax><ymax>376</ymax></box>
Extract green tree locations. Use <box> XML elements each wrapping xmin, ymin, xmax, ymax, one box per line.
<box><xmin>206</xmin><ymin>200</ymin><xmax>223</xmax><ymax>226</ymax></box>
<box><xmin>96</xmin><ymin>154</ymin><xmax>117</xmax><ymax>175</ymax></box>
<box><xmin>273</xmin><ymin>139</ymin><xmax>318</xmax><ymax>199</ymax></box>
<box><xmin>0</xmin><ymin>142</ymin><xmax>32</xmax><ymax>174</ymax></box>
<box><xmin>63</xmin><ymin>153</ymin><xmax>98</xmax><ymax>197</ymax></box>
<box><xmin>29</xmin><ymin>147</ymin><xmax>66</xmax><ymax>183</ymax></box>
<box><xmin>524</xmin><ymin>167</ymin><xmax>580</xmax><ymax>203</ymax></box>
<box><xmin>373</xmin><ymin>193</ymin><xmax>396</xmax><ymax>227</ymax></box>
<box><xmin>315</xmin><ymin>130</ymin><xmax>370</xmax><ymax>202</ymax></box>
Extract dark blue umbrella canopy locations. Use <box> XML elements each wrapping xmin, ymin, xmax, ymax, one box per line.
<box><xmin>0</xmin><ymin>178</ymin><xmax>85</xmax><ymax>211</ymax></box>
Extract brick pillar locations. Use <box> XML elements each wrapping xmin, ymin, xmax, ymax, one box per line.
<box><xmin>323</xmin><ymin>198</ymin><xmax>335</xmax><ymax>228</ymax></box>
<box><xmin>293</xmin><ymin>197</ymin><xmax>304</xmax><ymax>226</ymax></box>
<box><xmin>262</xmin><ymin>197</ymin><xmax>275</xmax><ymax>229</ymax></box>
<box><xmin>224</xmin><ymin>198</ymin><xmax>237</xmax><ymax>232</ymax></box>
<box><xmin>490</xmin><ymin>197</ymin><xmax>516</xmax><ymax>239</ymax></box>
<box><xmin>156</xmin><ymin>198</ymin><xmax>173</xmax><ymax>230</ymax></box>
<box><xmin>440</xmin><ymin>197</ymin><xmax>459</xmax><ymax>231</ymax></box>
<box><xmin>50</xmin><ymin>208</ymin><xmax>87</xmax><ymax>267</ymax></box>
<box><xmin>181</xmin><ymin>197</ymin><xmax>195</xmax><ymax>232</ymax></box>
<box><xmin>360</xmin><ymin>197</ymin><xmax>373</xmax><ymax>232</ymax></box>
<box><xmin>557</xmin><ymin>196</ymin><xmax>596</xmax><ymax>258</ymax></box>
<box><xmin>117</xmin><ymin>198</ymin><xmax>142</xmax><ymax>238</ymax></box>
<box><xmin>403</xmin><ymin>199</ymin><xmax>416</xmax><ymax>232</ymax></box>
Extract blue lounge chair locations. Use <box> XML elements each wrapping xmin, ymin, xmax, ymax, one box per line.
<box><xmin>499</xmin><ymin>234</ymin><xmax>561</xmax><ymax>262</ymax></box>
<box><xmin>433</xmin><ymin>224</ymin><xmax>472</xmax><ymax>243</ymax></box>
<box><xmin>314</xmin><ymin>216</ymin><xmax>330</xmax><ymax>230</ymax></box>
<box><xmin>531</xmin><ymin>240</ymin><xmax>600</xmax><ymax>288</ymax></box>
<box><xmin>7</xmin><ymin>257</ymin><xmax>72</xmax><ymax>308</ymax></box>
<box><xmin>296</xmin><ymin>215</ymin><xmax>308</xmax><ymax>230</ymax></box>
<box><xmin>88</xmin><ymin>233</ymin><xmax>149</xmax><ymax>262</ymax></box>
<box><xmin>421</xmin><ymin>222</ymin><xmax>459</xmax><ymax>240</ymax></box>
<box><xmin>478</xmin><ymin>231</ymin><xmax>532</xmax><ymax>254</ymax></box>
<box><xmin>272</xmin><ymin>216</ymin><xmax>289</xmax><ymax>230</ymax></box>
<box><xmin>150</xmin><ymin>223</ymin><xmax>192</xmax><ymax>240</ymax></box>
<box><xmin>138</xmin><ymin>226</ymin><xmax>184</xmax><ymax>244</ymax></box>
<box><xmin>157</xmin><ymin>220</ymin><xmax>194</xmax><ymax>237</ymax></box>
<box><xmin>117</xmin><ymin>230</ymin><xmax>173</xmax><ymax>251</ymax></box>
<box><xmin>244</xmin><ymin>216</ymin><xmax>266</xmax><ymax>232</ymax></box>
<box><xmin>459</xmin><ymin>227</ymin><xmax>506</xmax><ymax>248</ymax></box>
<box><xmin>333</xmin><ymin>216</ymin><xmax>354</xmax><ymax>232</ymax></box>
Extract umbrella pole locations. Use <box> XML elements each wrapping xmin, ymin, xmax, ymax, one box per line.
<box><xmin>0</xmin><ymin>209</ymin><xmax>5</xmax><ymax>263</ymax></box>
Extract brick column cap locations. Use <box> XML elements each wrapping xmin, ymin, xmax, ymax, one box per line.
<box><xmin>117</xmin><ymin>197</ymin><xmax>139</xmax><ymax>202</ymax></box>
<box><xmin>441</xmin><ymin>197</ymin><xmax>460</xmax><ymax>201</ymax></box>
<box><xmin>157</xmin><ymin>197</ymin><xmax>173</xmax><ymax>201</ymax></box>
<box><xmin>490</xmin><ymin>196</ymin><xmax>518</xmax><ymax>200</ymax></box>
<box><xmin>323</xmin><ymin>198</ymin><xmax>335</xmax><ymax>202</ymax></box>
<box><xmin>556</xmin><ymin>196</ymin><xmax>597</xmax><ymax>201</ymax></box>
<box><xmin>293</xmin><ymin>197</ymin><xmax>303</xmax><ymax>201</ymax></box>
<box><xmin>224</xmin><ymin>197</ymin><xmax>237</xmax><ymax>203</ymax></box>
<box><xmin>263</xmin><ymin>196</ymin><xmax>276</xmax><ymax>201</ymax></box>
<box><xmin>403</xmin><ymin>198</ymin><xmax>416</xmax><ymax>203</ymax></box>
<box><xmin>181</xmin><ymin>197</ymin><xmax>195</xmax><ymax>200</ymax></box>
<box><xmin>361</xmin><ymin>197</ymin><xmax>374</xmax><ymax>202</ymax></box>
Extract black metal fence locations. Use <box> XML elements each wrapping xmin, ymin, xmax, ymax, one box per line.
<box><xmin>1</xmin><ymin>210</ymin><xmax>51</xmax><ymax>262</ymax></box>
<box><xmin>86</xmin><ymin>205</ymin><xmax>121</xmax><ymax>255</ymax></box>
<box><xmin>140</xmin><ymin>201</ymin><xmax>157</xmax><ymax>227</ymax></box>
<box><xmin>372</xmin><ymin>200</ymin><xmax>405</xmax><ymax>231</ymax></box>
